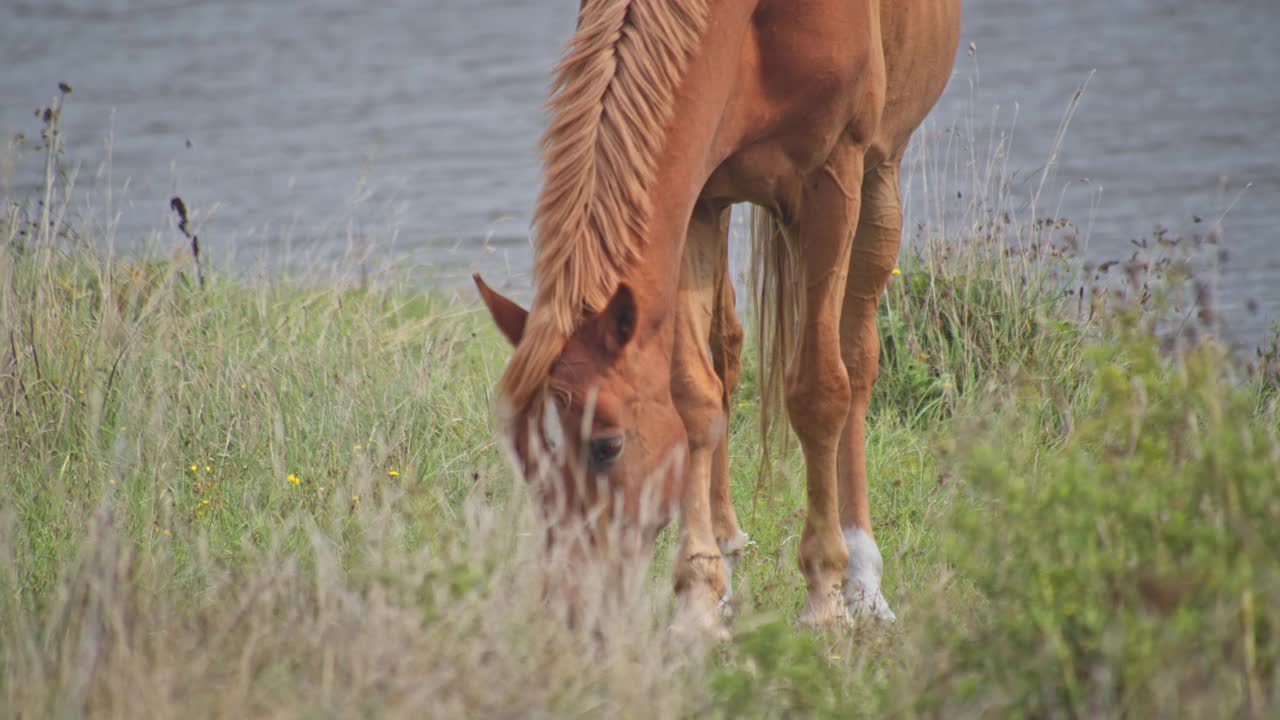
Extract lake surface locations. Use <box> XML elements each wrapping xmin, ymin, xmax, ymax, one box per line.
<box><xmin>3</xmin><ymin>0</ymin><xmax>1278</xmax><ymax>344</ymax></box>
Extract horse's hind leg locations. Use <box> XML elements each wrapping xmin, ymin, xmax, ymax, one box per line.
<box><xmin>709</xmin><ymin>219</ymin><xmax>748</xmax><ymax>603</ymax></box>
<box><xmin>670</xmin><ymin>202</ymin><xmax>734</xmax><ymax>635</ymax></box>
<box><xmin>836</xmin><ymin>157</ymin><xmax>903</xmax><ymax>621</ymax></box>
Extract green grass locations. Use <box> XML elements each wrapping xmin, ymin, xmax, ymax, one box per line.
<box><xmin>3</xmin><ymin>98</ymin><xmax>1279</xmax><ymax>717</ymax></box>
<box><xmin>5</xmin><ymin>233</ymin><xmax>1275</xmax><ymax>717</ymax></box>
<box><xmin>905</xmin><ymin>332</ymin><xmax>1280</xmax><ymax>717</ymax></box>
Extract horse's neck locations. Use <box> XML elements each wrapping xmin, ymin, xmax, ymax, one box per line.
<box><xmin>629</xmin><ymin>2</ymin><xmax>757</xmax><ymax>331</ymax></box>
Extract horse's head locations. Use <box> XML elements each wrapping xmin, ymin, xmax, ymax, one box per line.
<box><xmin>474</xmin><ymin>275</ymin><xmax>686</xmax><ymax>549</ymax></box>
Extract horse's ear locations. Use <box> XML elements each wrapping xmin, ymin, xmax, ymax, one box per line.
<box><xmin>474</xmin><ymin>274</ymin><xmax>527</xmax><ymax>346</ymax></box>
<box><xmin>601</xmin><ymin>283</ymin><xmax>637</xmax><ymax>354</ymax></box>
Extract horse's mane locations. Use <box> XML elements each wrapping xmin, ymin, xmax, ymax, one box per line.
<box><xmin>497</xmin><ymin>0</ymin><xmax>710</xmax><ymax>415</ymax></box>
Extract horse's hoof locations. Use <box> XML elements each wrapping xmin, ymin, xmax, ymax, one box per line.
<box><xmin>843</xmin><ymin>526</ymin><xmax>896</xmax><ymax>622</ymax></box>
<box><xmin>797</xmin><ymin>587</ymin><xmax>852</xmax><ymax>630</ymax></box>
<box><xmin>845</xmin><ymin>585</ymin><xmax>897</xmax><ymax>622</ymax></box>
<box><xmin>672</xmin><ymin>582</ymin><xmax>732</xmax><ymax>642</ymax></box>
<box><xmin>670</xmin><ymin>613</ymin><xmax>732</xmax><ymax>643</ymax></box>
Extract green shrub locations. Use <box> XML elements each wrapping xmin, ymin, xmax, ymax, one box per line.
<box><xmin>904</xmin><ymin>322</ymin><xmax>1280</xmax><ymax>718</ymax></box>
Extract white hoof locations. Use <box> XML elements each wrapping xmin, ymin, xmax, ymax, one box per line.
<box><xmin>843</xmin><ymin>526</ymin><xmax>896</xmax><ymax>622</ymax></box>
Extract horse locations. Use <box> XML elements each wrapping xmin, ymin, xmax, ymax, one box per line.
<box><xmin>474</xmin><ymin>0</ymin><xmax>961</xmax><ymax>630</ymax></box>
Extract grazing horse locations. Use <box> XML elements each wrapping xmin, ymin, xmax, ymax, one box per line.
<box><xmin>475</xmin><ymin>0</ymin><xmax>960</xmax><ymax>629</ymax></box>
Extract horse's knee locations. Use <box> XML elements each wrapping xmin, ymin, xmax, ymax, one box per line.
<box><xmin>673</xmin><ymin>360</ymin><xmax>726</xmax><ymax>451</ymax></box>
<box><xmin>785</xmin><ymin>355</ymin><xmax>851</xmax><ymax>450</ymax></box>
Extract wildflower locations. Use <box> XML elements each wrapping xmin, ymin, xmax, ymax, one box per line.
<box><xmin>202</xmin><ymin>498</ymin><xmax>210</xmax><ymax>505</ymax></box>
<box><xmin>388</xmin><ymin>469</ymin><xmax>399</xmax><ymax>477</ymax></box>
<box><xmin>288</xmin><ymin>473</ymin><xmax>301</xmax><ymax>485</ymax></box>
<box><xmin>205</xmin><ymin>465</ymin><xmax>211</xmax><ymax>472</ymax></box>
<box><xmin>891</xmin><ymin>267</ymin><xmax>902</xmax><ymax>276</ymax></box>
<box><xmin>354</xmin><ymin>444</ymin><xmax>363</xmax><ymax>451</ymax></box>
<box><xmin>190</xmin><ymin>464</ymin><xmax>198</xmax><ymax>472</ymax></box>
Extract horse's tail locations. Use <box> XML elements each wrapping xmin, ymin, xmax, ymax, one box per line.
<box><xmin>748</xmin><ymin>206</ymin><xmax>804</xmax><ymax>493</ymax></box>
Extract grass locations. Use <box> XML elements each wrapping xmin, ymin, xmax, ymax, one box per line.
<box><xmin>3</xmin><ymin>91</ymin><xmax>1279</xmax><ymax>718</ymax></box>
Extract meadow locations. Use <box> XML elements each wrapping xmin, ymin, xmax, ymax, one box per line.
<box><xmin>2</xmin><ymin>91</ymin><xmax>1279</xmax><ymax>718</ymax></box>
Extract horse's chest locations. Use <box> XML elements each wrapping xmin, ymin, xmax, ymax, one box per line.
<box><xmin>700</xmin><ymin>11</ymin><xmax>884</xmax><ymax>215</ymax></box>
<box><xmin>701</xmin><ymin>104</ymin><xmax>866</xmax><ymax>219</ymax></box>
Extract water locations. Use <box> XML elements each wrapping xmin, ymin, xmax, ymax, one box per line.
<box><xmin>944</xmin><ymin>0</ymin><xmax>1280</xmax><ymax>346</ymax></box>
<box><xmin>3</xmin><ymin>0</ymin><xmax>1277</xmax><ymax>343</ymax></box>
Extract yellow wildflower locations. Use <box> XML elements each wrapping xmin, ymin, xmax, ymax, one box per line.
<box><xmin>190</xmin><ymin>464</ymin><xmax>198</xmax><ymax>472</ymax></box>
<box><xmin>205</xmin><ymin>465</ymin><xmax>211</xmax><ymax>472</ymax></box>
<box><xmin>388</xmin><ymin>469</ymin><xmax>399</xmax><ymax>477</ymax></box>
<box><xmin>354</xmin><ymin>444</ymin><xmax>363</xmax><ymax>451</ymax></box>
<box><xmin>288</xmin><ymin>473</ymin><xmax>301</xmax><ymax>485</ymax></box>
<box><xmin>891</xmin><ymin>267</ymin><xmax>902</xmax><ymax>276</ymax></box>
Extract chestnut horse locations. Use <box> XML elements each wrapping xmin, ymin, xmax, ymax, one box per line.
<box><xmin>475</xmin><ymin>0</ymin><xmax>960</xmax><ymax>629</ymax></box>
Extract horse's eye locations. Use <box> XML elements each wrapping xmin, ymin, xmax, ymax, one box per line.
<box><xmin>589</xmin><ymin>434</ymin><xmax>624</xmax><ymax>467</ymax></box>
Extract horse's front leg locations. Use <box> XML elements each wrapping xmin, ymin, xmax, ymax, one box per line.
<box><xmin>670</xmin><ymin>203</ymin><xmax>734</xmax><ymax>637</ymax></box>
<box><xmin>784</xmin><ymin>144</ymin><xmax>866</xmax><ymax>628</ymax></box>
<box><xmin>835</xmin><ymin>157</ymin><xmax>904</xmax><ymax>621</ymax></box>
